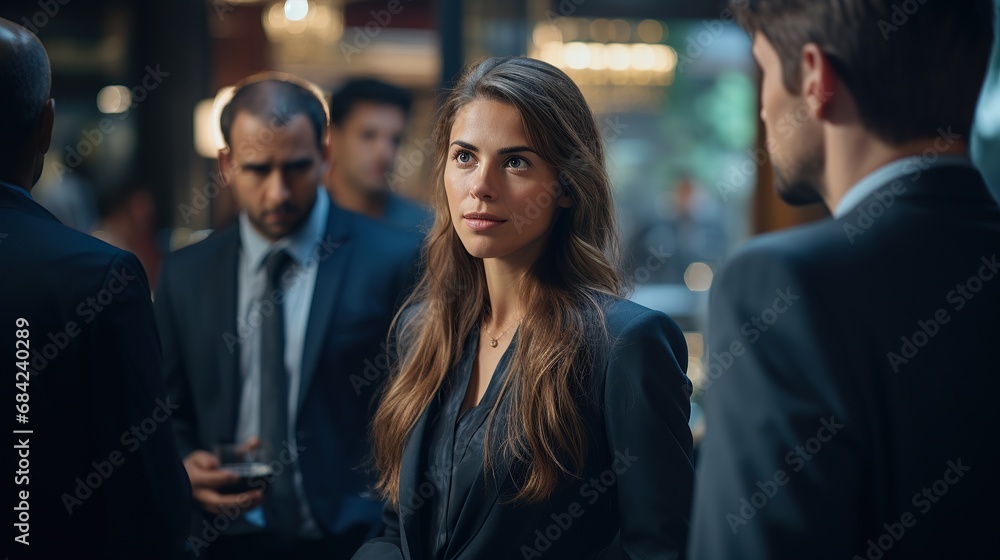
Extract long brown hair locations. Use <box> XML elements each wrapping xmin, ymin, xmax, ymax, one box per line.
<box><xmin>372</xmin><ymin>56</ymin><xmax>627</xmax><ymax>506</ymax></box>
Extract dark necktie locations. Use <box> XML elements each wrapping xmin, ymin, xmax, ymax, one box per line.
<box><xmin>259</xmin><ymin>249</ymin><xmax>301</xmax><ymax>540</ymax></box>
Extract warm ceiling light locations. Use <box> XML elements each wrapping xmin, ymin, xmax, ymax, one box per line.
<box><xmin>653</xmin><ymin>45</ymin><xmax>678</xmax><ymax>73</ymax></box>
<box><xmin>684</xmin><ymin>262</ymin><xmax>714</xmax><ymax>292</ymax></box>
<box><xmin>564</xmin><ymin>42</ymin><xmax>591</xmax><ymax>70</ymax></box>
<box><xmin>284</xmin><ymin>0</ymin><xmax>309</xmax><ymax>22</ymax></box>
<box><xmin>630</xmin><ymin>43</ymin><xmax>654</xmax><ymax>70</ymax></box>
<box><xmin>97</xmin><ymin>85</ymin><xmax>130</xmax><ymax>114</ymax></box>
<box><xmin>193</xmin><ymin>86</ymin><xmax>236</xmax><ymax>159</ymax></box>
<box><xmin>637</xmin><ymin>19</ymin><xmax>664</xmax><ymax>43</ymax></box>
<box><xmin>587</xmin><ymin>43</ymin><xmax>607</xmax><ymax>71</ymax></box>
<box><xmin>607</xmin><ymin>43</ymin><xmax>630</xmax><ymax>71</ymax></box>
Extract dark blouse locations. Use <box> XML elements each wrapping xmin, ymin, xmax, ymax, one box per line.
<box><xmin>420</xmin><ymin>326</ymin><xmax>515</xmax><ymax>560</ymax></box>
<box><xmin>352</xmin><ymin>297</ymin><xmax>694</xmax><ymax>560</ymax></box>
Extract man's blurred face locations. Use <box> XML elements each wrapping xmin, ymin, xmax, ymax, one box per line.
<box><xmin>330</xmin><ymin>101</ymin><xmax>405</xmax><ymax>195</ymax></box>
<box><xmin>753</xmin><ymin>32</ymin><xmax>825</xmax><ymax>205</ymax></box>
<box><xmin>221</xmin><ymin>112</ymin><xmax>326</xmax><ymax>241</ymax></box>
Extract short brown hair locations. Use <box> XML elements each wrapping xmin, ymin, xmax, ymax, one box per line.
<box><xmin>735</xmin><ymin>0</ymin><xmax>995</xmax><ymax>144</ymax></box>
<box><xmin>220</xmin><ymin>72</ymin><xmax>329</xmax><ymax>151</ymax></box>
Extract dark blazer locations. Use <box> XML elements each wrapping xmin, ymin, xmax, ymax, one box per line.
<box><xmin>383</xmin><ymin>192</ymin><xmax>433</xmax><ymax>235</ymax></box>
<box><xmin>154</xmin><ymin>201</ymin><xmax>421</xmax><ymax>549</ymax></box>
<box><xmin>0</xmin><ymin>185</ymin><xmax>191</xmax><ymax>558</ymax></box>
<box><xmin>691</xmin><ymin>166</ymin><xmax>1000</xmax><ymax>559</ymax></box>
<box><xmin>353</xmin><ymin>297</ymin><xmax>695</xmax><ymax>559</ymax></box>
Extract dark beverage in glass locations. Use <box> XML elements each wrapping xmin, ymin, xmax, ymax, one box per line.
<box><xmin>214</xmin><ymin>442</ymin><xmax>274</xmax><ymax>494</ymax></box>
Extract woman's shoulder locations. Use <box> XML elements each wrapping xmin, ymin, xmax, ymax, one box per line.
<box><xmin>398</xmin><ymin>301</ymin><xmax>426</xmax><ymax>328</ymax></box>
<box><xmin>392</xmin><ymin>301</ymin><xmax>431</xmax><ymax>356</ymax></box>
<box><xmin>596</xmin><ymin>295</ymin><xmax>684</xmax><ymax>344</ymax></box>
<box><xmin>586</xmin><ymin>295</ymin><xmax>691</xmax><ymax>412</ymax></box>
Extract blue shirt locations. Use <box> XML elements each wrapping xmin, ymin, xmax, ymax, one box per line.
<box><xmin>834</xmin><ymin>154</ymin><xmax>975</xmax><ymax>217</ymax></box>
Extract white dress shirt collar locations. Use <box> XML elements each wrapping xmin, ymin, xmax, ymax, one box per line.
<box><xmin>238</xmin><ymin>187</ymin><xmax>330</xmax><ymax>269</ymax></box>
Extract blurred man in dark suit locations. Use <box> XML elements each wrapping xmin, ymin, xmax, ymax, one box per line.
<box><xmin>0</xmin><ymin>17</ymin><xmax>190</xmax><ymax>559</ymax></box>
<box><xmin>691</xmin><ymin>1</ymin><xmax>999</xmax><ymax>559</ymax></box>
<box><xmin>325</xmin><ymin>78</ymin><xmax>431</xmax><ymax>233</ymax></box>
<box><xmin>155</xmin><ymin>73</ymin><xmax>421</xmax><ymax>559</ymax></box>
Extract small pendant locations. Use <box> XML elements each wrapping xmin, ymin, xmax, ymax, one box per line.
<box><xmin>490</xmin><ymin>339</ymin><xmax>498</xmax><ymax>348</ymax></box>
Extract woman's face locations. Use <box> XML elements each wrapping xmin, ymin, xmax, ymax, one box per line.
<box><xmin>445</xmin><ymin>99</ymin><xmax>572</xmax><ymax>266</ymax></box>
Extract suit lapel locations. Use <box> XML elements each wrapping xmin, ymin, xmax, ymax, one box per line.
<box><xmin>398</xmin><ymin>399</ymin><xmax>434</xmax><ymax>560</ymax></box>
<box><xmin>213</xmin><ymin>226</ymin><xmax>242</xmax><ymax>441</ymax></box>
<box><xmin>296</xmin><ymin>205</ymin><xmax>353</xmax><ymax>414</ymax></box>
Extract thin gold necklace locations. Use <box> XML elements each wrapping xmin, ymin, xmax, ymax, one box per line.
<box><xmin>482</xmin><ymin>316</ymin><xmax>522</xmax><ymax>348</ymax></box>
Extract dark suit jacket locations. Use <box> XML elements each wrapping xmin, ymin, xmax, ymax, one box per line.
<box><xmin>691</xmin><ymin>166</ymin><xmax>1000</xmax><ymax>559</ymax></box>
<box><xmin>353</xmin><ymin>297</ymin><xmax>695</xmax><ymax>559</ymax></box>
<box><xmin>383</xmin><ymin>193</ymin><xmax>433</xmax><ymax>235</ymax></box>
<box><xmin>0</xmin><ymin>185</ymin><xmax>191</xmax><ymax>558</ymax></box>
<box><xmin>154</xmin><ymin>202</ymin><xmax>421</xmax><ymax>549</ymax></box>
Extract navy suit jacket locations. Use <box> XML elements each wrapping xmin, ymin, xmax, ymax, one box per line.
<box><xmin>691</xmin><ymin>166</ymin><xmax>1000</xmax><ymax>559</ymax></box>
<box><xmin>154</xmin><ymin>201</ymin><xmax>421</xmax><ymax>550</ymax></box>
<box><xmin>383</xmin><ymin>193</ymin><xmax>433</xmax><ymax>235</ymax></box>
<box><xmin>353</xmin><ymin>297</ymin><xmax>694</xmax><ymax>559</ymax></box>
<box><xmin>0</xmin><ymin>185</ymin><xmax>191</xmax><ymax>558</ymax></box>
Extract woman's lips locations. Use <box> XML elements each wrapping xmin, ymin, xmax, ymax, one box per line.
<box><xmin>463</xmin><ymin>217</ymin><xmax>507</xmax><ymax>231</ymax></box>
<box><xmin>463</xmin><ymin>212</ymin><xmax>507</xmax><ymax>231</ymax></box>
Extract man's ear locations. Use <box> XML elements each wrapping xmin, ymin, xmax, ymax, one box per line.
<box><xmin>218</xmin><ymin>147</ymin><xmax>233</xmax><ymax>184</ymax></box>
<box><xmin>800</xmin><ymin>43</ymin><xmax>837</xmax><ymax>120</ymax></box>
<box><xmin>322</xmin><ymin>129</ymin><xmax>333</xmax><ymax>162</ymax></box>
<box><xmin>37</xmin><ymin>98</ymin><xmax>55</xmax><ymax>156</ymax></box>
<box><xmin>318</xmin><ymin>129</ymin><xmax>332</xmax><ymax>177</ymax></box>
<box><xmin>327</xmin><ymin>126</ymin><xmax>340</xmax><ymax>164</ymax></box>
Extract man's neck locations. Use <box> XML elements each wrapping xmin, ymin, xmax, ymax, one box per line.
<box><xmin>822</xmin><ymin>128</ymin><xmax>968</xmax><ymax>211</ymax></box>
<box><xmin>0</xmin><ymin>169</ymin><xmax>32</xmax><ymax>194</ymax></box>
<box><xmin>326</xmin><ymin>174</ymin><xmax>386</xmax><ymax>220</ymax></box>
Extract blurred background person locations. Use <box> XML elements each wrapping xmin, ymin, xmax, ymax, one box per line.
<box><xmin>0</xmin><ymin>17</ymin><xmax>190</xmax><ymax>559</ymax></box>
<box><xmin>691</xmin><ymin>1</ymin><xmax>999</xmax><ymax>559</ymax></box>
<box><xmin>92</xmin><ymin>182</ymin><xmax>164</xmax><ymax>288</ymax></box>
<box><xmin>154</xmin><ymin>73</ymin><xmax>421</xmax><ymax>560</ymax></box>
<box><xmin>629</xmin><ymin>175</ymin><xmax>726</xmax><ymax>284</ymax></box>
<box><xmin>27</xmin><ymin>158</ymin><xmax>99</xmax><ymax>233</ymax></box>
<box><xmin>326</xmin><ymin>78</ymin><xmax>431</xmax><ymax>233</ymax></box>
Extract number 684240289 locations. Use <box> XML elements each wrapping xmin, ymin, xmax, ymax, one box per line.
<box><xmin>15</xmin><ymin>317</ymin><xmax>29</xmax><ymax>415</ymax></box>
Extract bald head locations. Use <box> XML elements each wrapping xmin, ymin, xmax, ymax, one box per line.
<box><xmin>0</xmin><ymin>17</ymin><xmax>53</xmax><ymax>187</ymax></box>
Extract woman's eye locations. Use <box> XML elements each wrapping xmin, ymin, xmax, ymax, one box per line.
<box><xmin>507</xmin><ymin>157</ymin><xmax>527</xmax><ymax>169</ymax></box>
<box><xmin>456</xmin><ymin>151</ymin><xmax>472</xmax><ymax>164</ymax></box>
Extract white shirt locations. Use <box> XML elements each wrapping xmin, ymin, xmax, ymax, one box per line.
<box><xmin>235</xmin><ymin>188</ymin><xmax>329</xmax><ymax>537</ymax></box>
<box><xmin>834</xmin><ymin>154</ymin><xmax>975</xmax><ymax>217</ymax></box>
